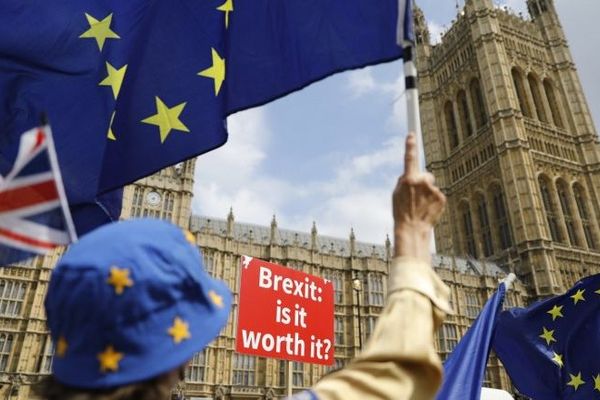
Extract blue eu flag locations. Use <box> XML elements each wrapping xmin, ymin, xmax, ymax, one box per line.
<box><xmin>437</xmin><ymin>281</ymin><xmax>507</xmax><ymax>400</ymax></box>
<box><xmin>494</xmin><ymin>274</ymin><xmax>600</xmax><ymax>399</ymax></box>
<box><xmin>0</xmin><ymin>0</ymin><xmax>412</xmax><ymax>234</ymax></box>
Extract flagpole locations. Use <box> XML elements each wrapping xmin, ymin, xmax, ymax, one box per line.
<box><xmin>402</xmin><ymin>43</ymin><xmax>424</xmax><ymax>171</ymax></box>
<box><xmin>42</xmin><ymin>119</ymin><xmax>79</xmax><ymax>243</ymax></box>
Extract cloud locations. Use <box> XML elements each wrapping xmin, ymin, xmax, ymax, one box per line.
<box><xmin>193</xmin><ymin>105</ymin><xmax>408</xmax><ymax>245</ymax></box>
<box><xmin>428</xmin><ymin>21</ymin><xmax>445</xmax><ymax>44</ymax></box>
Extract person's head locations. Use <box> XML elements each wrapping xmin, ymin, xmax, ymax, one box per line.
<box><xmin>37</xmin><ymin>219</ymin><xmax>232</xmax><ymax>400</ymax></box>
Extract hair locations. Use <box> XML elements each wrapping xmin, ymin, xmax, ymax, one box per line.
<box><xmin>34</xmin><ymin>366</ymin><xmax>185</xmax><ymax>400</ymax></box>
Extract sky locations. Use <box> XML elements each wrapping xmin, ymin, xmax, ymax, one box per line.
<box><xmin>192</xmin><ymin>0</ymin><xmax>600</xmax><ymax>246</ymax></box>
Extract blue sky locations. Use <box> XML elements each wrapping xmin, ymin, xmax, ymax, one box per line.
<box><xmin>192</xmin><ymin>0</ymin><xmax>600</xmax><ymax>245</ymax></box>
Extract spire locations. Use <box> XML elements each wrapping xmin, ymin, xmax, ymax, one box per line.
<box><xmin>226</xmin><ymin>207</ymin><xmax>234</xmax><ymax>237</ymax></box>
<box><xmin>385</xmin><ymin>235</ymin><xmax>391</xmax><ymax>260</ymax></box>
<box><xmin>413</xmin><ymin>4</ymin><xmax>430</xmax><ymax>45</ymax></box>
<box><xmin>349</xmin><ymin>228</ymin><xmax>356</xmax><ymax>256</ymax></box>
<box><xmin>270</xmin><ymin>215</ymin><xmax>278</xmax><ymax>245</ymax></box>
<box><xmin>311</xmin><ymin>222</ymin><xmax>318</xmax><ymax>250</ymax></box>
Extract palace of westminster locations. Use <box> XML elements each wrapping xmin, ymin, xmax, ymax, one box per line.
<box><xmin>0</xmin><ymin>0</ymin><xmax>599</xmax><ymax>398</ymax></box>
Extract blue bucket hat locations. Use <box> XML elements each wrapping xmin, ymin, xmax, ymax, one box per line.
<box><xmin>45</xmin><ymin>219</ymin><xmax>232</xmax><ymax>389</ymax></box>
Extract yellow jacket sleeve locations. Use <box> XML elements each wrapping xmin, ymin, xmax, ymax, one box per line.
<box><xmin>312</xmin><ymin>257</ymin><xmax>451</xmax><ymax>400</ymax></box>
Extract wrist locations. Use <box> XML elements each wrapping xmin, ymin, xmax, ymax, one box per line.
<box><xmin>393</xmin><ymin>224</ymin><xmax>432</xmax><ymax>264</ymax></box>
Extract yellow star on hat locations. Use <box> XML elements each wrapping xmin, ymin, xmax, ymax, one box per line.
<box><xmin>168</xmin><ymin>317</ymin><xmax>191</xmax><ymax>344</ymax></box>
<box><xmin>98</xmin><ymin>345</ymin><xmax>124</xmax><ymax>373</ymax></box>
<box><xmin>56</xmin><ymin>336</ymin><xmax>68</xmax><ymax>358</ymax></box>
<box><xmin>209</xmin><ymin>290</ymin><xmax>224</xmax><ymax>308</ymax></box>
<box><xmin>107</xmin><ymin>267</ymin><xmax>134</xmax><ymax>295</ymax></box>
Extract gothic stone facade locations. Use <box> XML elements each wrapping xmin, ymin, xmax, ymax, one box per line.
<box><xmin>414</xmin><ymin>0</ymin><xmax>600</xmax><ymax>298</ymax></box>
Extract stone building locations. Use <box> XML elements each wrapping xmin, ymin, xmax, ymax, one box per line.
<box><xmin>415</xmin><ymin>0</ymin><xmax>600</xmax><ymax>298</ymax></box>
<box><xmin>0</xmin><ymin>0</ymin><xmax>598</xmax><ymax>398</ymax></box>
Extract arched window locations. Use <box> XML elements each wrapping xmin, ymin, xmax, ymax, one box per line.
<box><xmin>528</xmin><ymin>74</ymin><xmax>548</xmax><ymax>123</ymax></box>
<box><xmin>162</xmin><ymin>192</ymin><xmax>175</xmax><ymax>221</ymax></box>
<box><xmin>476</xmin><ymin>195</ymin><xmax>494</xmax><ymax>257</ymax></box>
<box><xmin>470</xmin><ymin>79</ymin><xmax>487</xmax><ymax>128</ymax></box>
<box><xmin>573</xmin><ymin>184</ymin><xmax>597</xmax><ymax>250</ymax></box>
<box><xmin>460</xmin><ymin>202</ymin><xmax>477</xmax><ymax>258</ymax></box>
<box><xmin>131</xmin><ymin>187</ymin><xmax>144</xmax><ymax>218</ymax></box>
<box><xmin>544</xmin><ymin>79</ymin><xmax>564</xmax><ymax>128</ymax></box>
<box><xmin>491</xmin><ymin>187</ymin><xmax>513</xmax><ymax>250</ymax></box>
<box><xmin>186</xmin><ymin>350</ymin><xmax>207</xmax><ymax>383</ymax></box>
<box><xmin>557</xmin><ymin>180</ymin><xmax>580</xmax><ymax>247</ymax></box>
<box><xmin>457</xmin><ymin>90</ymin><xmax>473</xmax><ymax>137</ymax></box>
<box><xmin>445</xmin><ymin>101</ymin><xmax>459</xmax><ymax>149</ymax></box>
<box><xmin>512</xmin><ymin>69</ymin><xmax>532</xmax><ymax>117</ymax></box>
<box><xmin>539</xmin><ymin>176</ymin><xmax>563</xmax><ymax>243</ymax></box>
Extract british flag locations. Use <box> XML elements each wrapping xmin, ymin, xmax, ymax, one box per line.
<box><xmin>0</xmin><ymin>126</ymin><xmax>77</xmax><ymax>264</ymax></box>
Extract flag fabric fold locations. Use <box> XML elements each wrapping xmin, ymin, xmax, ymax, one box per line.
<box><xmin>0</xmin><ymin>126</ymin><xmax>77</xmax><ymax>264</ymax></box>
<box><xmin>0</xmin><ymin>0</ymin><xmax>413</xmax><ymax>235</ymax></box>
<box><xmin>493</xmin><ymin>274</ymin><xmax>600</xmax><ymax>400</ymax></box>
<box><xmin>436</xmin><ymin>281</ymin><xmax>508</xmax><ymax>400</ymax></box>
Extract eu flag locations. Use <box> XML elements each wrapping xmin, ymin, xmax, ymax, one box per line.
<box><xmin>437</xmin><ymin>281</ymin><xmax>507</xmax><ymax>400</ymax></box>
<box><xmin>0</xmin><ymin>0</ymin><xmax>411</xmax><ymax>234</ymax></box>
<box><xmin>494</xmin><ymin>274</ymin><xmax>600</xmax><ymax>399</ymax></box>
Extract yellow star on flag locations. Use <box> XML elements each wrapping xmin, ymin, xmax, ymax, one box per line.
<box><xmin>567</xmin><ymin>372</ymin><xmax>585</xmax><ymax>391</ymax></box>
<box><xmin>594</xmin><ymin>374</ymin><xmax>600</xmax><ymax>393</ymax></box>
<box><xmin>547</xmin><ymin>304</ymin><xmax>564</xmax><ymax>321</ymax></box>
<box><xmin>107</xmin><ymin>267</ymin><xmax>134</xmax><ymax>295</ymax></box>
<box><xmin>198</xmin><ymin>48</ymin><xmax>226</xmax><ymax>96</ymax></box>
<box><xmin>571</xmin><ymin>289</ymin><xmax>585</xmax><ymax>305</ymax></box>
<box><xmin>79</xmin><ymin>13</ymin><xmax>120</xmax><ymax>51</ymax></box>
<box><xmin>184</xmin><ymin>230</ymin><xmax>195</xmax><ymax>245</ymax></box>
<box><xmin>595</xmin><ymin>288</ymin><xmax>600</xmax><ymax>295</ymax></box>
<box><xmin>209</xmin><ymin>290</ymin><xmax>224</xmax><ymax>308</ymax></box>
<box><xmin>107</xmin><ymin>111</ymin><xmax>117</xmax><ymax>141</ymax></box>
<box><xmin>98</xmin><ymin>345</ymin><xmax>123</xmax><ymax>373</ymax></box>
<box><xmin>551</xmin><ymin>352</ymin><xmax>563</xmax><ymax>368</ymax></box>
<box><xmin>168</xmin><ymin>317</ymin><xmax>192</xmax><ymax>344</ymax></box>
<box><xmin>217</xmin><ymin>0</ymin><xmax>234</xmax><ymax>29</ymax></box>
<box><xmin>142</xmin><ymin>97</ymin><xmax>190</xmax><ymax>143</ymax></box>
<box><xmin>100</xmin><ymin>62</ymin><xmax>128</xmax><ymax>99</ymax></box>
<box><xmin>539</xmin><ymin>327</ymin><xmax>556</xmax><ymax>346</ymax></box>
<box><xmin>56</xmin><ymin>336</ymin><xmax>68</xmax><ymax>358</ymax></box>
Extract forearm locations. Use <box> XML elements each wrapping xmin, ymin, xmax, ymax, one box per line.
<box><xmin>312</xmin><ymin>258</ymin><xmax>450</xmax><ymax>400</ymax></box>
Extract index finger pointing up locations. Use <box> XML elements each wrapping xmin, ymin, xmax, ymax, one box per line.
<box><xmin>404</xmin><ymin>132</ymin><xmax>418</xmax><ymax>176</ymax></box>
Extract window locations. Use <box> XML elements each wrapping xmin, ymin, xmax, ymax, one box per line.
<box><xmin>0</xmin><ymin>334</ymin><xmax>13</xmax><ymax>372</ymax></box>
<box><xmin>461</xmin><ymin>204</ymin><xmax>477</xmax><ymax>258</ymax></box>
<box><xmin>539</xmin><ymin>177</ymin><xmax>563</xmax><ymax>243</ymax></box>
<box><xmin>162</xmin><ymin>192</ymin><xmax>175</xmax><ymax>221</ymax></box>
<box><xmin>492</xmin><ymin>189</ymin><xmax>513</xmax><ymax>250</ymax></box>
<box><xmin>365</xmin><ymin>316</ymin><xmax>378</xmax><ymax>339</ymax></box>
<box><xmin>292</xmin><ymin>361</ymin><xmax>304</xmax><ymax>387</ymax></box>
<box><xmin>0</xmin><ymin>280</ymin><xmax>26</xmax><ymax>317</ymax></box>
<box><xmin>367</xmin><ymin>274</ymin><xmax>384</xmax><ymax>306</ymax></box>
<box><xmin>278</xmin><ymin>360</ymin><xmax>286</xmax><ymax>386</ymax></box>
<box><xmin>477</xmin><ymin>196</ymin><xmax>494</xmax><ymax>257</ymax></box>
<box><xmin>557</xmin><ymin>181</ymin><xmax>580</xmax><ymax>247</ymax></box>
<box><xmin>437</xmin><ymin>324</ymin><xmax>459</xmax><ymax>353</ymax></box>
<box><xmin>457</xmin><ymin>90</ymin><xmax>473</xmax><ymax>137</ymax></box>
<box><xmin>445</xmin><ymin>101</ymin><xmax>459</xmax><ymax>149</ymax></box>
<box><xmin>333</xmin><ymin>274</ymin><xmax>343</xmax><ymax>304</ymax></box>
<box><xmin>465</xmin><ymin>291</ymin><xmax>481</xmax><ymax>318</ymax></box>
<box><xmin>131</xmin><ymin>187</ymin><xmax>144</xmax><ymax>217</ymax></box>
<box><xmin>37</xmin><ymin>335</ymin><xmax>54</xmax><ymax>374</ymax></box>
<box><xmin>528</xmin><ymin>74</ymin><xmax>547</xmax><ymax>122</ymax></box>
<box><xmin>470</xmin><ymin>79</ymin><xmax>487</xmax><ymax>128</ymax></box>
<box><xmin>512</xmin><ymin>69</ymin><xmax>532</xmax><ymax>118</ymax></box>
<box><xmin>544</xmin><ymin>79</ymin><xmax>564</xmax><ymax>128</ymax></box>
<box><xmin>232</xmin><ymin>354</ymin><xmax>255</xmax><ymax>386</ymax></box>
<box><xmin>334</xmin><ymin>316</ymin><xmax>344</xmax><ymax>345</ymax></box>
<box><xmin>186</xmin><ymin>350</ymin><xmax>206</xmax><ymax>383</ymax></box>
<box><xmin>203</xmin><ymin>252</ymin><xmax>215</xmax><ymax>276</ymax></box>
<box><xmin>574</xmin><ymin>184</ymin><xmax>597</xmax><ymax>250</ymax></box>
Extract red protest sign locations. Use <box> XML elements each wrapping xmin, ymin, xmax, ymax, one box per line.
<box><xmin>236</xmin><ymin>256</ymin><xmax>334</xmax><ymax>365</ymax></box>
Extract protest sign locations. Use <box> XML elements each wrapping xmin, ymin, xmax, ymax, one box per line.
<box><xmin>236</xmin><ymin>256</ymin><xmax>334</xmax><ymax>365</ymax></box>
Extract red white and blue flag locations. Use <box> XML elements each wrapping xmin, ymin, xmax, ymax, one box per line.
<box><xmin>0</xmin><ymin>126</ymin><xmax>77</xmax><ymax>264</ymax></box>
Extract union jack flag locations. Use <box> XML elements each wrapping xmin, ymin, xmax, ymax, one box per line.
<box><xmin>0</xmin><ymin>125</ymin><xmax>77</xmax><ymax>264</ymax></box>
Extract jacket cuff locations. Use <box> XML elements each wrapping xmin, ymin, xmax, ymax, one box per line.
<box><xmin>388</xmin><ymin>257</ymin><xmax>452</xmax><ymax>315</ymax></box>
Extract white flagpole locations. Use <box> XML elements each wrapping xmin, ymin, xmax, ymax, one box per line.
<box><xmin>43</xmin><ymin>124</ymin><xmax>78</xmax><ymax>243</ymax></box>
<box><xmin>399</xmin><ymin>0</ymin><xmax>424</xmax><ymax>170</ymax></box>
